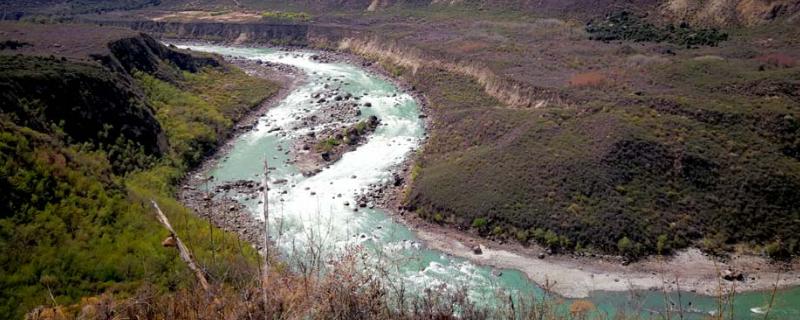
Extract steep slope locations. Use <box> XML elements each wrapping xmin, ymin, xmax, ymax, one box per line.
<box><xmin>0</xmin><ymin>22</ymin><xmax>277</xmax><ymax>318</ymax></box>
<box><xmin>0</xmin><ymin>55</ymin><xmax>167</xmax><ymax>172</ymax></box>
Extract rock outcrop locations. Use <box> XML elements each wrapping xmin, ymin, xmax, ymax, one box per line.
<box><xmin>100</xmin><ymin>20</ymin><xmax>311</xmax><ymax>46</ymax></box>
<box><xmin>334</xmin><ymin>36</ymin><xmax>559</xmax><ymax>109</ymax></box>
<box><xmin>661</xmin><ymin>0</ymin><xmax>800</xmax><ymax>26</ymax></box>
<box><xmin>0</xmin><ymin>30</ymin><xmax>230</xmax><ymax>173</ymax></box>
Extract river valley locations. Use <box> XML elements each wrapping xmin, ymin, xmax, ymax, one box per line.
<box><xmin>176</xmin><ymin>43</ymin><xmax>800</xmax><ymax>319</ymax></box>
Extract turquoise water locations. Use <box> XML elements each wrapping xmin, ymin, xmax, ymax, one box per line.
<box><xmin>178</xmin><ymin>44</ymin><xmax>800</xmax><ymax>319</ymax></box>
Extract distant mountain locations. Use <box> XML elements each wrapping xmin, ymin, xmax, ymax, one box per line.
<box><xmin>4</xmin><ymin>0</ymin><xmax>798</xmax><ymax>27</ymax></box>
<box><xmin>0</xmin><ymin>0</ymin><xmax>161</xmax><ymax>15</ymax></box>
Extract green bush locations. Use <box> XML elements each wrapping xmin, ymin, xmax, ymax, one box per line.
<box><xmin>656</xmin><ymin>234</ymin><xmax>670</xmax><ymax>255</ymax></box>
<box><xmin>700</xmin><ymin>233</ymin><xmax>730</xmax><ymax>257</ymax></box>
<box><xmin>544</xmin><ymin>230</ymin><xmax>560</xmax><ymax>249</ymax></box>
<box><xmin>515</xmin><ymin>229</ymin><xmax>529</xmax><ymax>243</ymax></box>
<box><xmin>764</xmin><ymin>240</ymin><xmax>790</xmax><ymax>260</ymax></box>
<box><xmin>531</xmin><ymin>228</ymin><xmax>546</xmax><ymax>242</ymax></box>
<box><xmin>409</xmin><ymin>164</ymin><xmax>422</xmax><ymax>182</ymax></box>
<box><xmin>433</xmin><ymin>212</ymin><xmax>445</xmax><ymax>223</ymax></box>
<box><xmin>471</xmin><ymin>217</ymin><xmax>488</xmax><ymax>229</ymax></box>
<box><xmin>617</xmin><ymin>237</ymin><xmax>633</xmax><ymax>254</ymax></box>
<box><xmin>492</xmin><ymin>226</ymin><xmax>504</xmax><ymax>236</ymax></box>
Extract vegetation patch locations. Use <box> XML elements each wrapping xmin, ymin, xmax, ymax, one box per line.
<box><xmin>0</xmin><ymin>40</ymin><xmax>30</xmax><ymax>50</ymax></box>
<box><xmin>261</xmin><ymin>10</ymin><xmax>312</xmax><ymax>22</ymax></box>
<box><xmin>586</xmin><ymin>11</ymin><xmax>729</xmax><ymax>47</ymax></box>
<box><xmin>0</xmin><ymin>35</ymin><xmax>275</xmax><ymax>318</ymax></box>
<box><xmin>313</xmin><ymin>116</ymin><xmax>380</xmax><ymax>160</ymax></box>
<box><xmin>403</xmin><ymin>57</ymin><xmax>800</xmax><ymax>260</ymax></box>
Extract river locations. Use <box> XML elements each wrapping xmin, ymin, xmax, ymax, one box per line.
<box><xmin>177</xmin><ymin>44</ymin><xmax>800</xmax><ymax>319</ymax></box>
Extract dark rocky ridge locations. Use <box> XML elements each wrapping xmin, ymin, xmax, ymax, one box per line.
<box><xmin>0</xmin><ymin>55</ymin><xmax>168</xmax><ymax>161</ymax></box>
<box><xmin>0</xmin><ymin>26</ymin><xmax>226</xmax><ymax>173</ymax></box>
<box><xmin>106</xmin><ymin>32</ymin><xmax>220</xmax><ymax>81</ymax></box>
<box><xmin>97</xmin><ymin>20</ymin><xmax>314</xmax><ymax>45</ymax></box>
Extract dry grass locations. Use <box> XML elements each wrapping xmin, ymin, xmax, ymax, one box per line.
<box><xmin>755</xmin><ymin>53</ymin><xmax>797</xmax><ymax>68</ymax></box>
<box><xmin>568</xmin><ymin>72</ymin><xmax>608</xmax><ymax>87</ymax></box>
<box><xmin>23</xmin><ymin>238</ymin><xmax>768</xmax><ymax>320</ymax></box>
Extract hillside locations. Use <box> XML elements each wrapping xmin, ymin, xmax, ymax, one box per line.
<box><xmin>0</xmin><ymin>22</ymin><xmax>278</xmax><ymax>318</ymax></box>
<box><xmin>328</xmin><ymin>8</ymin><xmax>800</xmax><ymax>259</ymax></box>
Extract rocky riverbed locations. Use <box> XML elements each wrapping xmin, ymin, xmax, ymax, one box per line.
<box><xmin>178</xmin><ymin>53</ymin><xmax>302</xmax><ymax>252</ymax></box>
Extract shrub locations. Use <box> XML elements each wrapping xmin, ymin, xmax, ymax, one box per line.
<box><xmin>700</xmin><ymin>234</ymin><xmax>730</xmax><ymax>256</ymax></box>
<box><xmin>433</xmin><ymin>212</ymin><xmax>445</xmax><ymax>224</ymax></box>
<box><xmin>515</xmin><ymin>229</ymin><xmax>529</xmax><ymax>243</ymax></box>
<box><xmin>617</xmin><ymin>236</ymin><xmax>635</xmax><ymax>258</ymax></box>
<box><xmin>315</xmin><ymin>137</ymin><xmax>342</xmax><ymax>153</ymax></box>
<box><xmin>544</xmin><ymin>230</ymin><xmax>560</xmax><ymax>249</ymax></box>
<box><xmin>656</xmin><ymin>234</ymin><xmax>670</xmax><ymax>254</ymax></box>
<box><xmin>531</xmin><ymin>228</ymin><xmax>546</xmax><ymax>242</ymax></box>
<box><xmin>559</xmin><ymin>236</ymin><xmax>572</xmax><ymax>250</ymax></box>
<box><xmin>409</xmin><ymin>164</ymin><xmax>422</xmax><ymax>182</ymax></box>
<box><xmin>764</xmin><ymin>240</ymin><xmax>790</xmax><ymax>260</ymax></box>
<box><xmin>491</xmin><ymin>226</ymin><xmax>504</xmax><ymax>236</ymax></box>
<box><xmin>471</xmin><ymin>217</ymin><xmax>488</xmax><ymax>229</ymax></box>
